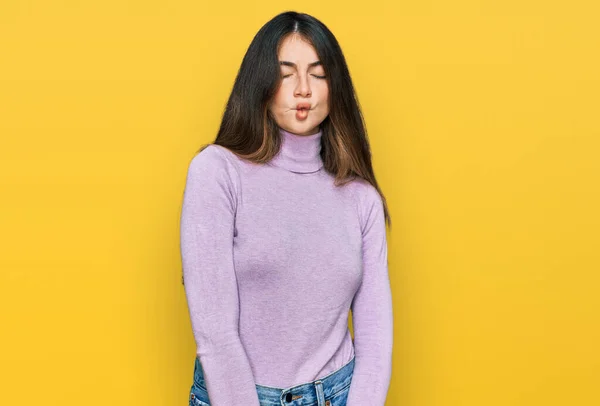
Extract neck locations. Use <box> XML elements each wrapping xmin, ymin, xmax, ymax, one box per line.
<box><xmin>270</xmin><ymin>127</ymin><xmax>324</xmax><ymax>173</ymax></box>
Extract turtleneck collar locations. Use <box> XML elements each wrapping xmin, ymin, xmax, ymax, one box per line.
<box><xmin>269</xmin><ymin>127</ymin><xmax>324</xmax><ymax>173</ymax></box>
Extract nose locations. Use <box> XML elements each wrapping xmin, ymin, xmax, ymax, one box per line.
<box><xmin>294</xmin><ymin>73</ymin><xmax>311</xmax><ymax>97</ymax></box>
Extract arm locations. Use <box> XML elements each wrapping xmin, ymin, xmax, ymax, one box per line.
<box><xmin>346</xmin><ymin>186</ymin><xmax>394</xmax><ymax>406</ymax></box>
<box><xmin>180</xmin><ymin>145</ymin><xmax>260</xmax><ymax>406</ymax></box>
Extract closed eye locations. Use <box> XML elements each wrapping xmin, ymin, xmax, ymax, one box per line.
<box><xmin>282</xmin><ymin>74</ymin><xmax>327</xmax><ymax>79</ymax></box>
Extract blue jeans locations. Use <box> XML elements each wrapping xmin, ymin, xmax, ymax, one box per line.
<box><xmin>189</xmin><ymin>355</ymin><xmax>355</xmax><ymax>406</ymax></box>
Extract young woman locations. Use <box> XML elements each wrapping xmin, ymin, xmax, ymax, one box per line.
<box><xmin>180</xmin><ymin>11</ymin><xmax>393</xmax><ymax>406</ymax></box>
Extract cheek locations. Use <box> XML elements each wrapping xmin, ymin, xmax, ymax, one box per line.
<box><xmin>271</xmin><ymin>89</ymin><xmax>288</xmax><ymax>110</ymax></box>
<box><xmin>318</xmin><ymin>90</ymin><xmax>329</xmax><ymax>109</ymax></box>
<box><xmin>316</xmin><ymin>83</ymin><xmax>329</xmax><ymax>100</ymax></box>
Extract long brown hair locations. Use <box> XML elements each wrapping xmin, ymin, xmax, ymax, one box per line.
<box><xmin>196</xmin><ymin>11</ymin><xmax>391</xmax><ymax>229</ymax></box>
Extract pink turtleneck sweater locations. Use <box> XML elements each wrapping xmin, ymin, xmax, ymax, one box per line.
<box><xmin>180</xmin><ymin>127</ymin><xmax>393</xmax><ymax>405</ymax></box>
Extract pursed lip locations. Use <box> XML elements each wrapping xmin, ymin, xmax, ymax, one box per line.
<box><xmin>295</xmin><ymin>102</ymin><xmax>312</xmax><ymax>110</ymax></box>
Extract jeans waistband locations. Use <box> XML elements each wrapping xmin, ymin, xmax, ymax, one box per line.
<box><xmin>193</xmin><ymin>355</ymin><xmax>355</xmax><ymax>405</ymax></box>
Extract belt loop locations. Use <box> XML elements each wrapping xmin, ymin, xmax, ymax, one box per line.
<box><xmin>314</xmin><ymin>380</ymin><xmax>325</xmax><ymax>406</ymax></box>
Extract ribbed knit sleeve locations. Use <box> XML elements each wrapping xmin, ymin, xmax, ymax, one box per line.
<box><xmin>346</xmin><ymin>185</ymin><xmax>394</xmax><ymax>406</ymax></box>
<box><xmin>180</xmin><ymin>145</ymin><xmax>261</xmax><ymax>406</ymax></box>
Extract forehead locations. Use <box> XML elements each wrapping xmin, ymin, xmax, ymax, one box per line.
<box><xmin>277</xmin><ymin>34</ymin><xmax>319</xmax><ymax>63</ymax></box>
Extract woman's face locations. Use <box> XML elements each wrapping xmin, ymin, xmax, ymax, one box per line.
<box><xmin>268</xmin><ymin>34</ymin><xmax>329</xmax><ymax>136</ymax></box>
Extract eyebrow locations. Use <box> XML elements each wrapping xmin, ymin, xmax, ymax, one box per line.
<box><xmin>279</xmin><ymin>60</ymin><xmax>322</xmax><ymax>68</ymax></box>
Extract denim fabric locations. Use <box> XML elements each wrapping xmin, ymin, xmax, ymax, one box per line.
<box><xmin>189</xmin><ymin>355</ymin><xmax>355</xmax><ymax>406</ymax></box>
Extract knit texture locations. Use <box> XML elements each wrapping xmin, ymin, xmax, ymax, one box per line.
<box><xmin>180</xmin><ymin>127</ymin><xmax>393</xmax><ymax>405</ymax></box>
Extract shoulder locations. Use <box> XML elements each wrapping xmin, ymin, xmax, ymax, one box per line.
<box><xmin>188</xmin><ymin>144</ymin><xmax>241</xmax><ymax>178</ymax></box>
<box><xmin>189</xmin><ymin>144</ymin><xmax>232</xmax><ymax>168</ymax></box>
<box><xmin>349</xmin><ymin>177</ymin><xmax>383</xmax><ymax>211</ymax></box>
<box><xmin>186</xmin><ymin>144</ymin><xmax>242</xmax><ymax>194</ymax></box>
<box><xmin>347</xmin><ymin>178</ymin><xmax>384</xmax><ymax>232</ymax></box>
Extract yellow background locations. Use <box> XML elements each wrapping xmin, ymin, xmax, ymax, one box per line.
<box><xmin>1</xmin><ymin>1</ymin><xmax>599</xmax><ymax>405</ymax></box>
